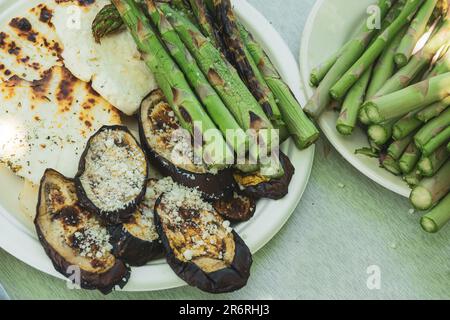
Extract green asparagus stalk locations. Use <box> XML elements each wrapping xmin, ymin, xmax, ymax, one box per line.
<box><xmin>364</xmin><ymin>72</ymin><xmax>450</xmax><ymax>124</ymax></box>
<box><xmin>92</xmin><ymin>4</ymin><xmax>125</xmax><ymax>43</ymax></box>
<box><xmin>417</xmin><ymin>144</ymin><xmax>450</xmax><ymax>176</ymax></box>
<box><xmin>237</xmin><ymin>23</ymin><xmax>319</xmax><ymax>149</ymax></box>
<box><xmin>388</xmin><ymin>133</ymin><xmax>415</xmax><ymax>160</ymax></box>
<box><xmin>157</xmin><ymin>3</ymin><xmax>279</xmax><ymax>154</ymax></box>
<box><xmin>416</xmin><ymin>96</ymin><xmax>450</xmax><ymax>122</ymax></box>
<box><xmin>399</xmin><ymin>141</ymin><xmax>422</xmax><ymax>173</ymax></box>
<box><xmin>142</xmin><ymin>0</ymin><xmax>247</xmax><ymax>154</ymax></box>
<box><xmin>415</xmin><ymin>107</ymin><xmax>450</xmax><ymax>151</ymax></box>
<box><xmin>448</xmin><ymin>141</ymin><xmax>450</xmax><ymax>151</ymax></box>
<box><xmin>359</xmin><ymin>108</ymin><xmax>372</xmax><ymax>125</ymax></box>
<box><xmin>304</xmin><ymin>0</ymin><xmax>397</xmax><ymax>118</ymax></box>
<box><xmin>368</xmin><ymin>119</ymin><xmax>396</xmax><ymax>146</ymax></box>
<box><xmin>171</xmin><ymin>0</ymin><xmax>196</xmax><ymax>22</ymax></box>
<box><xmin>355</xmin><ymin>147</ymin><xmax>380</xmax><ymax>158</ymax></box>
<box><xmin>426</xmin><ymin>47</ymin><xmax>450</xmax><ymax>77</ymax></box>
<box><xmin>211</xmin><ymin>0</ymin><xmax>284</xmax><ymax>127</ymax></box>
<box><xmin>381</xmin><ymin>154</ymin><xmax>402</xmax><ymax>175</ymax></box>
<box><xmin>410</xmin><ymin>160</ymin><xmax>450</xmax><ymax>210</ymax></box>
<box><xmin>336</xmin><ymin>66</ymin><xmax>372</xmax><ymax>135</ymax></box>
<box><xmin>112</xmin><ymin>0</ymin><xmax>232</xmax><ymax>169</ymax></box>
<box><xmin>188</xmin><ymin>0</ymin><xmax>222</xmax><ymax>49</ymax></box>
<box><xmin>421</xmin><ymin>192</ymin><xmax>450</xmax><ymax>233</ymax></box>
<box><xmin>392</xmin><ymin>111</ymin><xmax>423</xmax><ymax>140</ymax></box>
<box><xmin>366</xmin><ymin>27</ymin><xmax>407</xmax><ymax>99</ymax></box>
<box><xmin>310</xmin><ymin>42</ymin><xmax>350</xmax><ymax>87</ymax></box>
<box><xmin>372</xmin><ymin>18</ymin><xmax>450</xmax><ymax>99</ymax></box>
<box><xmin>421</xmin><ymin>126</ymin><xmax>450</xmax><ymax>155</ymax></box>
<box><xmin>394</xmin><ymin>0</ymin><xmax>439</xmax><ymax>67</ymax></box>
<box><xmin>330</xmin><ymin>0</ymin><xmax>424</xmax><ymax>101</ymax></box>
<box><xmin>404</xmin><ymin>166</ymin><xmax>423</xmax><ymax>187</ymax></box>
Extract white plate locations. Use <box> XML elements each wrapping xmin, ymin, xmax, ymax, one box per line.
<box><xmin>0</xmin><ymin>0</ymin><xmax>315</xmax><ymax>292</ymax></box>
<box><xmin>299</xmin><ymin>0</ymin><xmax>410</xmax><ymax>198</ymax></box>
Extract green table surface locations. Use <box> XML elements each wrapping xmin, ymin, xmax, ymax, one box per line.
<box><xmin>1</xmin><ymin>0</ymin><xmax>450</xmax><ymax>300</ymax></box>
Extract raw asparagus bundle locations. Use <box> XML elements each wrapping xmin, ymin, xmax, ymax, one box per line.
<box><xmin>373</xmin><ymin>17</ymin><xmax>450</xmax><ymax>98</ymax></box>
<box><xmin>421</xmin><ymin>192</ymin><xmax>450</xmax><ymax>232</ymax></box>
<box><xmin>304</xmin><ymin>0</ymin><xmax>397</xmax><ymax>118</ymax></box>
<box><xmin>394</xmin><ymin>0</ymin><xmax>439</xmax><ymax>67</ymax></box>
<box><xmin>330</xmin><ymin>0</ymin><xmax>425</xmax><ymax>101</ymax></box>
<box><xmin>111</xmin><ymin>0</ymin><xmax>233</xmax><ymax>169</ymax></box>
<box><xmin>410</xmin><ymin>160</ymin><xmax>450</xmax><ymax>210</ymax></box>
<box><xmin>363</xmin><ymin>72</ymin><xmax>450</xmax><ymax>124</ymax></box>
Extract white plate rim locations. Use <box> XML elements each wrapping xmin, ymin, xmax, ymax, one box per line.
<box><xmin>299</xmin><ymin>0</ymin><xmax>410</xmax><ymax>198</ymax></box>
<box><xmin>0</xmin><ymin>0</ymin><xmax>315</xmax><ymax>292</ymax></box>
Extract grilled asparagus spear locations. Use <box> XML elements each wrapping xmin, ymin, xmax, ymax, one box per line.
<box><xmin>112</xmin><ymin>0</ymin><xmax>233</xmax><ymax>169</ymax></box>
<box><xmin>238</xmin><ymin>24</ymin><xmax>319</xmax><ymax>149</ymax></box>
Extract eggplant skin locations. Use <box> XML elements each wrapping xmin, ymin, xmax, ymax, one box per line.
<box><xmin>75</xmin><ymin>125</ymin><xmax>149</xmax><ymax>225</ymax></box>
<box><xmin>34</xmin><ymin>169</ymin><xmax>130</xmax><ymax>295</ymax></box>
<box><xmin>213</xmin><ymin>192</ymin><xmax>257</xmax><ymax>222</ymax></box>
<box><xmin>138</xmin><ymin>90</ymin><xmax>235</xmax><ymax>201</ymax></box>
<box><xmin>235</xmin><ymin>152</ymin><xmax>295</xmax><ymax>200</ymax></box>
<box><xmin>36</xmin><ymin>224</ymin><xmax>130</xmax><ymax>294</ymax></box>
<box><xmin>109</xmin><ymin>224</ymin><xmax>163</xmax><ymax>267</ymax></box>
<box><xmin>154</xmin><ymin>196</ymin><xmax>252</xmax><ymax>294</ymax></box>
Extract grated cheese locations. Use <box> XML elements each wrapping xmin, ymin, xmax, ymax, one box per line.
<box><xmin>80</xmin><ymin>129</ymin><xmax>147</xmax><ymax>213</ymax></box>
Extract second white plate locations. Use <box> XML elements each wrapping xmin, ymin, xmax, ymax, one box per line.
<box><xmin>299</xmin><ymin>0</ymin><xmax>410</xmax><ymax>197</ymax></box>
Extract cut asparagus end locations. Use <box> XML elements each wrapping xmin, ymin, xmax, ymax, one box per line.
<box><xmin>336</xmin><ymin>124</ymin><xmax>354</xmax><ymax>136</ymax></box>
<box><xmin>418</xmin><ymin>157</ymin><xmax>433</xmax><ymax>176</ymax></box>
<box><xmin>368</xmin><ymin>125</ymin><xmax>390</xmax><ymax>146</ymax></box>
<box><xmin>365</xmin><ymin>103</ymin><xmax>383</xmax><ymax>124</ymax></box>
<box><xmin>394</xmin><ymin>53</ymin><xmax>408</xmax><ymax>68</ymax></box>
<box><xmin>359</xmin><ymin>108</ymin><xmax>371</xmax><ymax>125</ymax></box>
<box><xmin>410</xmin><ymin>186</ymin><xmax>433</xmax><ymax>210</ymax></box>
<box><xmin>420</xmin><ymin>193</ymin><xmax>450</xmax><ymax>233</ymax></box>
<box><xmin>381</xmin><ymin>155</ymin><xmax>402</xmax><ymax>176</ymax></box>
<box><xmin>420</xmin><ymin>216</ymin><xmax>439</xmax><ymax>233</ymax></box>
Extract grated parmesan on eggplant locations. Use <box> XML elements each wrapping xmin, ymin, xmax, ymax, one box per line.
<box><xmin>156</xmin><ymin>181</ymin><xmax>235</xmax><ymax>268</ymax></box>
<box><xmin>79</xmin><ymin>129</ymin><xmax>147</xmax><ymax>213</ymax></box>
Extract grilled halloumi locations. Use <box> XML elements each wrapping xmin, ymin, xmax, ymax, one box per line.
<box><xmin>0</xmin><ymin>65</ymin><xmax>121</xmax><ymax>184</ymax></box>
<box><xmin>0</xmin><ymin>2</ymin><xmax>62</xmax><ymax>82</ymax></box>
<box><xmin>52</xmin><ymin>0</ymin><xmax>157</xmax><ymax>115</ymax></box>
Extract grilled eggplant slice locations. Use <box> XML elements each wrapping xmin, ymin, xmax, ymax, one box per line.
<box><xmin>109</xmin><ymin>179</ymin><xmax>164</xmax><ymax>266</ymax></box>
<box><xmin>233</xmin><ymin>152</ymin><xmax>295</xmax><ymax>200</ymax></box>
<box><xmin>75</xmin><ymin>125</ymin><xmax>149</xmax><ymax>225</ymax></box>
<box><xmin>139</xmin><ymin>89</ymin><xmax>235</xmax><ymax>200</ymax></box>
<box><xmin>35</xmin><ymin>169</ymin><xmax>130</xmax><ymax>294</ymax></box>
<box><xmin>154</xmin><ymin>184</ymin><xmax>252</xmax><ymax>293</ymax></box>
<box><xmin>213</xmin><ymin>192</ymin><xmax>257</xmax><ymax>222</ymax></box>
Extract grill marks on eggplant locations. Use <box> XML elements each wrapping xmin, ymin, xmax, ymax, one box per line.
<box><xmin>35</xmin><ymin>169</ymin><xmax>130</xmax><ymax>294</ymax></box>
<box><xmin>109</xmin><ymin>180</ymin><xmax>164</xmax><ymax>266</ymax></box>
<box><xmin>234</xmin><ymin>152</ymin><xmax>295</xmax><ymax>200</ymax></box>
<box><xmin>139</xmin><ymin>89</ymin><xmax>235</xmax><ymax>200</ymax></box>
<box><xmin>75</xmin><ymin>125</ymin><xmax>148</xmax><ymax>224</ymax></box>
<box><xmin>213</xmin><ymin>192</ymin><xmax>256</xmax><ymax>222</ymax></box>
<box><xmin>154</xmin><ymin>183</ymin><xmax>252</xmax><ymax>293</ymax></box>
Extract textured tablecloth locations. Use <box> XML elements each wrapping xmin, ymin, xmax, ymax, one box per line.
<box><xmin>0</xmin><ymin>0</ymin><xmax>449</xmax><ymax>300</ymax></box>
